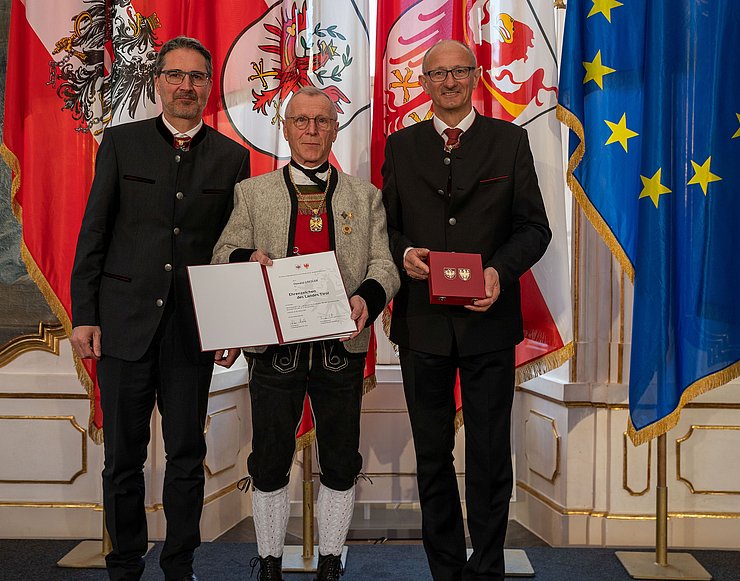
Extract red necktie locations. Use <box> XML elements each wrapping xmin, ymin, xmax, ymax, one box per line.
<box><xmin>444</xmin><ymin>127</ymin><xmax>463</xmax><ymax>150</ymax></box>
<box><xmin>173</xmin><ymin>135</ymin><xmax>192</xmax><ymax>151</ymax></box>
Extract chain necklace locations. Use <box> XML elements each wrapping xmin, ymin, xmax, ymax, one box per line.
<box><xmin>288</xmin><ymin>165</ymin><xmax>332</xmax><ymax>232</ymax></box>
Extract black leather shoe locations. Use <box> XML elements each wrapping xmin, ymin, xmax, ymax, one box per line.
<box><xmin>314</xmin><ymin>554</ymin><xmax>344</xmax><ymax>580</ymax></box>
<box><xmin>166</xmin><ymin>575</ymin><xmax>198</xmax><ymax>581</ymax></box>
<box><xmin>249</xmin><ymin>555</ymin><xmax>284</xmax><ymax>580</ymax></box>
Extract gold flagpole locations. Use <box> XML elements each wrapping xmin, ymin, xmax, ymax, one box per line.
<box><xmin>302</xmin><ymin>445</ymin><xmax>315</xmax><ymax>560</ymax></box>
<box><xmin>616</xmin><ymin>434</ymin><xmax>711</xmax><ymax>579</ymax></box>
<box><xmin>283</xmin><ymin>443</ymin><xmax>320</xmax><ymax>572</ymax></box>
<box><xmin>283</xmin><ymin>441</ymin><xmax>348</xmax><ymax>572</ymax></box>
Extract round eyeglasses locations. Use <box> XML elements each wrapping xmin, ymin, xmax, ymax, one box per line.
<box><xmin>285</xmin><ymin>115</ymin><xmax>336</xmax><ymax>131</ymax></box>
<box><xmin>160</xmin><ymin>69</ymin><xmax>211</xmax><ymax>87</ymax></box>
<box><xmin>423</xmin><ymin>66</ymin><xmax>476</xmax><ymax>83</ymax></box>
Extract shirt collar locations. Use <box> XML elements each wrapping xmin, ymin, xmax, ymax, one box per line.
<box><xmin>161</xmin><ymin>115</ymin><xmax>203</xmax><ymax>139</ymax></box>
<box><xmin>289</xmin><ymin>159</ymin><xmax>330</xmax><ymax>186</ymax></box>
<box><xmin>433</xmin><ymin>108</ymin><xmax>477</xmax><ymax>142</ymax></box>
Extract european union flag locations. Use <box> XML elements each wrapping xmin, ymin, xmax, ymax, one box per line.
<box><xmin>558</xmin><ymin>0</ymin><xmax>740</xmax><ymax>444</ymax></box>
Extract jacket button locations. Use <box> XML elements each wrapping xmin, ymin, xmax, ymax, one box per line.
<box><xmin>436</xmin><ymin>189</ymin><xmax>445</xmax><ymax>196</ymax></box>
<box><xmin>164</xmin><ymin>263</ymin><xmax>172</xmax><ymax>272</ymax></box>
<box><xmin>443</xmin><ymin>157</ymin><xmax>451</xmax><ymax>165</ymax></box>
<box><xmin>173</xmin><ymin>227</ymin><xmax>181</xmax><ymax>235</ymax></box>
<box><xmin>155</xmin><ymin>299</ymin><xmax>164</xmax><ymax>307</ymax></box>
<box><xmin>176</xmin><ymin>192</ymin><xmax>184</xmax><ymax>200</ymax></box>
<box><xmin>175</xmin><ymin>155</ymin><xmax>181</xmax><ymax>163</ymax></box>
<box><xmin>448</xmin><ymin>217</ymin><xmax>457</xmax><ymax>225</ymax></box>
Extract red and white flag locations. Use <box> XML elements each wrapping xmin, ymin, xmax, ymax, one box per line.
<box><xmin>3</xmin><ymin>0</ymin><xmax>373</xmax><ymax>443</ymax></box>
<box><xmin>2</xmin><ymin>0</ymin><xmax>175</xmax><ymax>442</ymax></box>
<box><xmin>372</xmin><ymin>0</ymin><xmax>573</xmax><ymax>415</ymax></box>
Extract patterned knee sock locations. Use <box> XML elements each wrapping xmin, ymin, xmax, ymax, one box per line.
<box><xmin>317</xmin><ymin>484</ymin><xmax>355</xmax><ymax>556</ymax></box>
<box><xmin>252</xmin><ymin>484</ymin><xmax>290</xmax><ymax>558</ymax></box>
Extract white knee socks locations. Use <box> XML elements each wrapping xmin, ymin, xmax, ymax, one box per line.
<box><xmin>252</xmin><ymin>484</ymin><xmax>290</xmax><ymax>558</ymax></box>
<box><xmin>317</xmin><ymin>484</ymin><xmax>355</xmax><ymax>556</ymax></box>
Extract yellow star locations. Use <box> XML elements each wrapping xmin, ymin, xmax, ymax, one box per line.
<box><xmin>733</xmin><ymin>113</ymin><xmax>740</xmax><ymax>139</ymax></box>
<box><xmin>587</xmin><ymin>0</ymin><xmax>624</xmax><ymax>22</ymax></box>
<box><xmin>639</xmin><ymin>168</ymin><xmax>671</xmax><ymax>209</ymax></box>
<box><xmin>583</xmin><ymin>50</ymin><xmax>616</xmax><ymax>89</ymax></box>
<box><xmin>604</xmin><ymin>113</ymin><xmax>639</xmax><ymax>152</ymax></box>
<box><xmin>688</xmin><ymin>156</ymin><xmax>722</xmax><ymax>196</ymax></box>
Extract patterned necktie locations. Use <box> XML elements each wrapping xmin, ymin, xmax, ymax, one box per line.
<box><xmin>173</xmin><ymin>135</ymin><xmax>192</xmax><ymax>151</ymax></box>
<box><xmin>444</xmin><ymin>127</ymin><xmax>463</xmax><ymax>150</ymax></box>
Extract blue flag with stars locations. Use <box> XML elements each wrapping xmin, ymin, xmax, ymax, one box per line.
<box><xmin>558</xmin><ymin>0</ymin><xmax>740</xmax><ymax>444</ymax></box>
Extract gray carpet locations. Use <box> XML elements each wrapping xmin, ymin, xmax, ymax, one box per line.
<box><xmin>1</xmin><ymin>540</ymin><xmax>739</xmax><ymax>580</ymax></box>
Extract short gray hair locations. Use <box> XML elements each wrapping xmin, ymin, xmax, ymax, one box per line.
<box><xmin>285</xmin><ymin>86</ymin><xmax>338</xmax><ymax>120</ymax></box>
<box><xmin>422</xmin><ymin>40</ymin><xmax>477</xmax><ymax>74</ymax></box>
<box><xmin>154</xmin><ymin>36</ymin><xmax>212</xmax><ymax>78</ymax></box>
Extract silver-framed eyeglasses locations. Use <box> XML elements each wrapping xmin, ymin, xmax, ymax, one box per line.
<box><xmin>160</xmin><ymin>69</ymin><xmax>211</xmax><ymax>87</ymax></box>
<box><xmin>424</xmin><ymin>66</ymin><xmax>476</xmax><ymax>83</ymax></box>
<box><xmin>286</xmin><ymin>115</ymin><xmax>336</xmax><ymax>131</ymax></box>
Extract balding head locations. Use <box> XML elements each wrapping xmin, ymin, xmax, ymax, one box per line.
<box><xmin>422</xmin><ymin>40</ymin><xmax>477</xmax><ymax>74</ymax></box>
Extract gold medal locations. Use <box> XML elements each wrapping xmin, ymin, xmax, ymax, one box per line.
<box><xmin>309</xmin><ymin>211</ymin><xmax>323</xmax><ymax>232</ymax></box>
<box><xmin>289</xmin><ymin>166</ymin><xmax>331</xmax><ymax>233</ymax></box>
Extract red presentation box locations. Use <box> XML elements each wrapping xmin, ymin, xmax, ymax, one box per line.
<box><xmin>428</xmin><ymin>251</ymin><xmax>486</xmax><ymax>305</ymax></box>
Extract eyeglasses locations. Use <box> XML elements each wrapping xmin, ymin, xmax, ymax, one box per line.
<box><xmin>423</xmin><ymin>66</ymin><xmax>476</xmax><ymax>83</ymax></box>
<box><xmin>285</xmin><ymin>115</ymin><xmax>336</xmax><ymax>131</ymax></box>
<box><xmin>160</xmin><ymin>69</ymin><xmax>211</xmax><ymax>87</ymax></box>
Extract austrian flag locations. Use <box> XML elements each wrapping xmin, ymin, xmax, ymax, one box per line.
<box><xmin>3</xmin><ymin>0</ymin><xmax>373</xmax><ymax>444</ymax></box>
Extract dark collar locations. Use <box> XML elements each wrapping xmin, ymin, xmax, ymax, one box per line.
<box><xmin>289</xmin><ymin>159</ymin><xmax>330</xmax><ymax>188</ymax></box>
<box><xmin>155</xmin><ymin>114</ymin><xmax>208</xmax><ymax>150</ymax></box>
<box><xmin>283</xmin><ymin>163</ymin><xmax>338</xmax><ymax>199</ymax></box>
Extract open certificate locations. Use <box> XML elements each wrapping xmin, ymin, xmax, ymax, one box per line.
<box><xmin>188</xmin><ymin>251</ymin><xmax>357</xmax><ymax>350</ymax></box>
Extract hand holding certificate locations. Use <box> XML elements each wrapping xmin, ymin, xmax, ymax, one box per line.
<box><xmin>188</xmin><ymin>251</ymin><xmax>357</xmax><ymax>350</ymax></box>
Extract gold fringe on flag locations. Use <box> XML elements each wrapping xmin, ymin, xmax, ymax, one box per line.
<box><xmin>628</xmin><ymin>360</ymin><xmax>740</xmax><ymax>446</ymax></box>
<box><xmin>516</xmin><ymin>341</ymin><xmax>574</xmax><ymax>385</ymax></box>
<box><xmin>363</xmin><ymin>373</ymin><xmax>377</xmax><ymax>395</ymax></box>
<box><xmin>454</xmin><ymin>409</ymin><xmax>464</xmax><ymax>432</ymax></box>
<box><xmin>1</xmin><ymin>143</ymin><xmax>21</xmax><ymax>215</ymax></box>
<box><xmin>556</xmin><ymin>104</ymin><xmax>635</xmax><ymax>281</ymax></box>
<box><xmin>20</xmin><ymin>244</ymin><xmax>103</xmax><ymax>444</ymax></box>
<box><xmin>381</xmin><ymin>304</ymin><xmax>400</xmax><ymax>360</ymax></box>
<box><xmin>453</xmin><ymin>342</ymin><xmax>575</xmax><ymax>433</ymax></box>
<box><xmin>2</xmin><ymin>142</ymin><xmax>103</xmax><ymax>444</ymax></box>
<box><xmin>381</xmin><ymin>304</ymin><xmax>392</xmax><ymax>338</ymax></box>
<box><xmin>295</xmin><ymin>427</ymin><xmax>316</xmax><ymax>452</ymax></box>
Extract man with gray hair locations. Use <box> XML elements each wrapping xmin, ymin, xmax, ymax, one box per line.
<box><xmin>212</xmin><ymin>86</ymin><xmax>399</xmax><ymax>581</ymax></box>
<box><xmin>71</xmin><ymin>36</ymin><xmax>250</xmax><ymax>580</ymax></box>
<box><xmin>383</xmin><ymin>39</ymin><xmax>551</xmax><ymax>581</ymax></box>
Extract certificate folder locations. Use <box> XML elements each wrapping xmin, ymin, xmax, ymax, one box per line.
<box><xmin>188</xmin><ymin>251</ymin><xmax>357</xmax><ymax>350</ymax></box>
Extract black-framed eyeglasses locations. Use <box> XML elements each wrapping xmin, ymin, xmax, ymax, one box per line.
<box><xmin>160</xmin><ymin>69</ymin><xmax>211</xmax><ymax>87</ymax></box>
<box><xmin>285</xmin><ymin>115</ymin><xmax>336</xmax><ymax>131</ymax></box>
<box><xmin>423</xmin><ymin>66</ymin><xmax>476</xmax><ymax>83</ymax></box>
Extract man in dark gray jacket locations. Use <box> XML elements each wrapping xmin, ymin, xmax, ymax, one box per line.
<box><xmin>383</xmin><ymin>40</ymin><xmax>551</xmax><ymax>581</ymax></box>
<box><xmin>70</xmin><ymin>36</ymin><xmax>249</xmax><ymax>581</ymax></box>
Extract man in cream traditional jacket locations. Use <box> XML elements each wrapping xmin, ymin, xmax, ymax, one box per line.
<box><xmin>211</xmin><ymin>86</ymin><xmax>399</xmax><ymax>581</ymax></box>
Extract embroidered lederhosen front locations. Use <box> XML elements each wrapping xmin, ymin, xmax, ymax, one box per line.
<box><xmin>247</xmin><ymin>340</ymin><xmax>365</xmax><ymax>492</ymax></box>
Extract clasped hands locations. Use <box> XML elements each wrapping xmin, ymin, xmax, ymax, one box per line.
<box><xmin>403</xmin><ymin>247</ymin><xmax>501</xmax><ymax>312</ymax></box>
